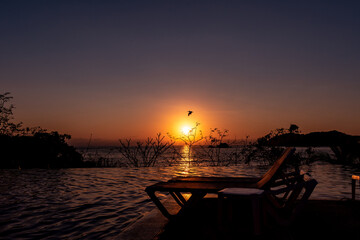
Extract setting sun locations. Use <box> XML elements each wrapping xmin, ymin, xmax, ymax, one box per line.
<box><xmin>181</xmin><ymin>126</ymin><xmax>192</xmax><ymax>135</ymax></box>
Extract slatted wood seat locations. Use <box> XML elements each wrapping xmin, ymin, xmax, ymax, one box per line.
<box><xmin>145</xmin><ymin>147</ymin><xmax>296</xmax><ymax>219</ymax></box>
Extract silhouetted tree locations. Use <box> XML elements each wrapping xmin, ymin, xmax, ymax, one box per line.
<box><xmin>0</xmin><ymin>92</ymin><xmax>85</xmax><ymax>168</ymax></box>
<box><xmin>0</xmin><ymin>131</ymin><xmax>84</xmax><ymax>169</ymax></box>
<box><xmin>197</xmin><ymin>128</ymin><xmax>231</xmax><ymax>166</ymax></box>
<box><xmin>289</xmin><ymin>124</ymin><xmax>300</xmax><ymax>134</ymax></box>
<box><xmin>0</xmin><ymin>92</ymin><xmax>23</xmax><ymax>135</ymax></box>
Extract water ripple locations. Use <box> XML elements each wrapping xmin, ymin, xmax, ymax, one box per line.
<box><xmin>0</xmin><ymin>162</ymin><xmax>359</xmax><ymax>239</ymax></box>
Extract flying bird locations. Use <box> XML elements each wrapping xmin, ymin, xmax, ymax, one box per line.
<box><xmin>187</xmin><ymin>110</ymin><xmax>193</xmax><ymax>116</ymax></box>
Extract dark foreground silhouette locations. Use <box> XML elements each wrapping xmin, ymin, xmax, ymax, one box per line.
<box><xmin>258</xmin><ymin>130</ymin><xmax>360</xmax><ymax>164</ymax></box>
<box><xmin>156</xmin><ymin>198</ymin><xmax>360</xmax><ymax>240</ymax></box>
<box><xmin>0</xmin><ymin>131</ymin><xmax>90</xmax><ymax>169</ymax></box>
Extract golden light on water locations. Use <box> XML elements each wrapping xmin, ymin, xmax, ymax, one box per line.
<box><xmin>181</xmin><ymin>145</ymin><xmax>191</xmax><ymax>161</ymax></box>
<box><xmin>171</xmin><ymin>145</ymin><xmax>199</xmax><ymax>177</ymax></box>
<box><xmin>177</xmin><ymin>145</ymin><xmax>194</xmax><ymax>175</ymax></box>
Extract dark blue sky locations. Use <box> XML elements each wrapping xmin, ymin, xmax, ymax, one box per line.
<box><xmin>1</xmin><ymin>1</ymin><xmax>360</xmax><ymax>140</ymax></box>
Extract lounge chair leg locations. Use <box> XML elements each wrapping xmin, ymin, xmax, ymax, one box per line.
<box><xmin>251</xmin><ymin>197</ymin><xmax>262</xmax><ymax>235</ymax></box>
<box><xmin>146</xmin><ymin>190</ymin><xmax>173</xmax><ymax>219</ymax></box>
<box><xmin>170</xmin><ymin>192</ymin><xmax>184</xmax><ymax>207</ymax></box>
<box><xmin>217</xmin><ymin>193</ymin><xmax>232</xmax><ymax>233</ymax></box>
<box><xmin>218</xmin><ymin>193</ymin><xmax>224</xmax><ymax>232</ymax></box>
<box><xmin>186</xmin><ymin>192</ymin><xmax>206</xmax><ymax>207</ymax></box>
<box><xmin>352</xmin><ymin>178</ymin><xmax>356</xmax><ymax>201</ymax></box>
<box><xmin>175</xmin><ymin>192</ymin><xmax>206</xmax><ymax>217</ymax></box>
<box><xmin>174</xmin><ymin>192</ymin><xmax>187</xmax><ymax>205</ymax></box>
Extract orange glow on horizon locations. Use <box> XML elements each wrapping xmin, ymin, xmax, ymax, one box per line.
<box><xmin>161</xmin><ymin>105</ymin><xmax>209</xmax><ymax>139</ymax></box>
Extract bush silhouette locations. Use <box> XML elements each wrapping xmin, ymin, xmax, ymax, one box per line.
<box><xmin>0</xmin><ymin>131</ymin><xmax>84</xmax><ymax>169</ymax></box>
<box><xmin>0</xmin><ymin>92</ymin><xmax>85</xmax><ymax>169</ymax></box>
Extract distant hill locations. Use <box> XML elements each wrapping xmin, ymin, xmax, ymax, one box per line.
<box><xmin>260</xmin><ymin>130</ymin><xmax>360</xmax><ymax>163</ymax></box>
<box><xmin>263</xmin><ymin>130</ymin><xmax>360</xmax><ymax>147</ymax></box>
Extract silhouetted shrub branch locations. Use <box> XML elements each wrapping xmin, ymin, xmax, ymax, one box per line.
<box><xmin>118</xmin><ymin>133</ymin><xmax>175</xmax><ymax>167</ymax></box>
<box><xmin>196</xmin><ymin>128</ymin><xmax>231</xmax><ymax>166</ymax></box>
<box><xmin>168</xmin><ymin>122</ymin><xmax>203</xmax><ymax>163</ymax></box>
<box><xmin>0</xmin><ymin>92</ymin><xmax>23</xmax><ymax>135</ymax></box>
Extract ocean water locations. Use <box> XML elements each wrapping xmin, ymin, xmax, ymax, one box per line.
<box><xmin>0</xmin><ymin>147</ymin><xmax>359</xmax><ymax>239</ymax></box>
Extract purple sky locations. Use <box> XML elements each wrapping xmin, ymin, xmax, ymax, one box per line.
<box><xmin>1</xmin><ymin>1</ymin><xmax>360</xmax><ymax>143</ymax></box>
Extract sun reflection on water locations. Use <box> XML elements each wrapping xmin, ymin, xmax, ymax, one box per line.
<box><xmin>175</xmin><ymin>145</ymin><xmax>198</xmax><ymax>176</ymax></box>
<box><xmin>181</xmin><ymin>145</ymin><xmax>191</xmax><ymax>161</ymax></box>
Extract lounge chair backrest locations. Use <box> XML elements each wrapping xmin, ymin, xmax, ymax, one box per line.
<box><xmin>255</xmin><ymin>147</ymin><xmax>295</xmax><ymax>189</ymax></box>
<box><xmin>286</xmin><ymin>175</ymin><xmax>318</xmax><ymax>209</ymax></box>
<box><xmin>264</xmin><ymin>174</ymin><xmax>318</xmax><ymax>226</ymax></box>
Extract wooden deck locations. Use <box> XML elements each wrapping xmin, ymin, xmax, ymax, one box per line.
<box><xmin>119</xmin><ymin>197</ymin><xmax>360</xmax><ymax>240</ymax></box>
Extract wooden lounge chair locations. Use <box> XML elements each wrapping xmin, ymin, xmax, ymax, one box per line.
<box><xmin>170</xmin><ymin>147</ymin><xmax>296</xmax><ymax>186</ymax></box>
<box><xmin>217</xmin><ymin>173</ymin><xmax>317</xmax><ymax>235</ymax></box>
<box><xmin>262</xmin><ymin>173</ymin><xmax>318</xmax><ymax>228</ymax></box>
<box><xmin>145</xmin><ymin>147</ymin><xmax>296</xmax><ymax>219</ymax></box>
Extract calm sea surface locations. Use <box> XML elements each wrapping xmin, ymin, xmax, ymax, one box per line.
<box><xmin>0</xmin><ymin>147</ymin><xmax>360</xmax><ymax>239</ymax></box>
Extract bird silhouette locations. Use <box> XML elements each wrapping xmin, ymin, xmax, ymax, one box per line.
<box><xmin>187</xmin><ymin>110</ymin><xmax>193</xmax><ymax>116</ymax></box>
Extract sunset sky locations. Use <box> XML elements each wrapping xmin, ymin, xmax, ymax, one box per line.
<box><xmin>1</xmin><ymin>1</ymin><xmax>360</xmax><ymax>144</ymax></box>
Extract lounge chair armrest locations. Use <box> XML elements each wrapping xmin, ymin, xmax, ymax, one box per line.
<box><xmin>265</xmin><ymin>185</ymin><xmax>297</xmax><ymax>196</ymax></box>
<box><xmin>272</xmin><ymin>176</ymin><xmax>301</xmax><ymax>187</ymax></box>
<box><xmin>272</xmin><ymin>171</ymin><xmax>309</xmax><ymax>187</ymax></box>
<box><xmin>281</xmin><ymin>170</ymin><xmax>306</xmax><ymax>178</ymax></box>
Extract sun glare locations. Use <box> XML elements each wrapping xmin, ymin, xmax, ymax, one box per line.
<box><xmin>181</xmin><ymin>126</ymin><xmax>192</xmax><ymax>135</ymax></box>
